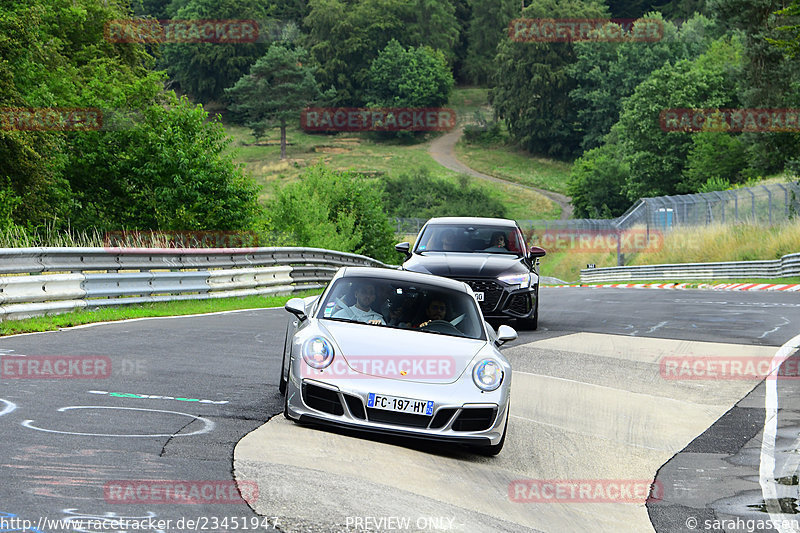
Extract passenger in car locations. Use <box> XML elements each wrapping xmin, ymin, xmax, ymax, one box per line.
<box><xmin>483</xmin><ymin>232</ymin><xmax>508</xmax><ymax>252</ymax></box>
<box><xmin>332</xmin><ymin>283</ymin><xmax>386</xmax><ymax>325</ymax></box>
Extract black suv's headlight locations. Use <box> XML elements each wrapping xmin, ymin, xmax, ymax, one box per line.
<box><xmin>498</xmin><ymin>273</ymin><xmax>532</xmax><ymax>289</ymax></box>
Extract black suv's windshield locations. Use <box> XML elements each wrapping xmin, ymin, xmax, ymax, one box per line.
<box><xmin>415</xmin><ymin>224</ymin><xmax>525</xmax><ymax>256</ymax></box>
<box><xmin>318</xmin><ymin>276</ymin><xmax>486</xmax><ymax>340</ymax></box>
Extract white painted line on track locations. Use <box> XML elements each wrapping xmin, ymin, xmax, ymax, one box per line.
<box><xmin>0</xmin><ymin>306</ymin><xmax>284</xmax><ymax>339</ymax></box>
<box><xmin>759</xmin><ymin>332</ymin><xmax>800</xmax><ymax>532</ymax></box>
<box><xmin>21</xmin><ymin>405</ymin><xmax>215</xmax><ymax>437</ymax></box>
<box><xmin>0</xmin><ymin>399</ymin><xmax>17</xmax><ymax>417</ymax></box>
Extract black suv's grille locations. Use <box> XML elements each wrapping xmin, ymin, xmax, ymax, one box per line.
<box><xmin>459</xmin><ymin>279</ymin><xmax>503</xmax><ymax>312</ymax></box>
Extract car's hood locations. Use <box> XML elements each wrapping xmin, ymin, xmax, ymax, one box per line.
<box><xmin>403</xmin><ymin>252</ymin><xmax>526</xmax><ymax>278</ymax></box>
<box><xmin>318</xmin><ymin>320</ymin><xmax>486</xmax><ymax>384</ymax></box>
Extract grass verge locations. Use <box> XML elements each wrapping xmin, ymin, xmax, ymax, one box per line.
<box><xmin>544</xmin><ymin>277</ymin><xmax>800</xmax><ymax>287</ymax></box>
<box><xmin>0</xmin><ymin>291</ymin><xmax>321</xmax><ymax>336</ymax></box>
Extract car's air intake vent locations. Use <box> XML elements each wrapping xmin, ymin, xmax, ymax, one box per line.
<box><xmin>452</xmin><ymin>407</ymin><xmax>497</xmax><ymax>432</ymax></box>
<box><xmin>302</xmin><ymin>383</ymin><xmax>344</xmax><ymax>416</ymax></box>
<box><xmin>429</xmin><ymin>408</ymin><xmax>457</xmax><ymax>429</ymax></box>
<box><xmin>343</xmin><ymin>394</ymin><xmax>366</xmax><ymax>419</ymax></box>
<box><xmin>507</xmin><ymin>294</ymin><xmax>531</xmax><ymax>315</ymax></box>
<box><xmin>366</xmin><ymin>409</ymin><xmax>431</xmax><ymax>428</ymax></box>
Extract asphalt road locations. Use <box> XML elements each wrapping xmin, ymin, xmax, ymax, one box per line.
<box><xmin>1</xmin><ymin>287</ymin><xmax>798</xmax><ymax>532</ymax></box>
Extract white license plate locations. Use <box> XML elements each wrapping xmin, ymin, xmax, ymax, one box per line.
<box><xmin>474</xmin><ymin>292</ymin><xmax>484</xmax><ymax>302</ymax></box>
<box><xmin>367</xmin><ymin>393</ymin><xmax>434</xmax><ymax>415</ymax></box>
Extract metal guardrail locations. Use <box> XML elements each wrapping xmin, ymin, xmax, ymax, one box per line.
<box><xmin>580</xmin><ymin>252</ymin><xmax>800</xmax><ymax>282</ymax></box>
<box><xmin>0</xmin><ymin>247</ymin><xmax>395</xmax><ymax>321</ymax></box>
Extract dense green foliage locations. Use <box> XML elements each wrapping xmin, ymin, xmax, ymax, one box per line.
<box><xmin>382</xmin><ymin>168</ymin><xmax>507</xmax><ymax>219</ymax></box>
<box><xmin>491</xmin><ymin>0</ymin><xmax>609</xmax><ymax>159</ymax></box>
<box><xmin>160</xmin><ymin>0</ymin><xmax>270</xmax><ymax>103</ymax></box>
<box><xmin>303</xmin><ymin>0</ymin><xmax>460</xmax><ymax>105</ymax></box>
<box><xmin>226</xmin><ymin>44</ymin><xmax>329</xmax><ymax>158</ymax></box>
<box><xmin>366</xmin><ymin>40</ymin><xmax>454</xmax><ymax>108</ymax></box>
<box><xmin>1</xmin><ymin>0</ymin><xmax>259</xmax><ymax>233</ymax></box>
<box><xmin>265</xmin><ymin>166</ymin><xmax>397</xmax><ymax>263</ymax></box>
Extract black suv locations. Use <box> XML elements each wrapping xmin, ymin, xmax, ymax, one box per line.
<box><xmin>396</xmin><ymin>217</ymin><xmax>546</xmax><ymax>330</ymax></box>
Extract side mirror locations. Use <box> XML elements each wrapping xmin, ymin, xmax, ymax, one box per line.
<box><xmin>395</xmin><ymin>241</ymin><xmax>411</xmax><ymax>258</ymax></box>
<box><xmin>496</xmin><ymin>325</ymin><xmax>518</xmax><ymax>346</ymax></box>
<box><xmin>284</xmin><ymin>298</ymin><xmax>307</xmax><ymax>321</ymax></box>
<box><xmin>529</xmin><ymin>246</ymin><xmax>547</xmax><ymax>259</ymax></box>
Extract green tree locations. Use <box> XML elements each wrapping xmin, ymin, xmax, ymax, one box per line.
<box><xmin>569</xmin><ymin>13</ymin><xmax>717</xmax><ymax>151</ymax></box>
<box><xmin>382</xmin><ymin>168</ymin><xmax>507</xmax><ymax>219</ymax></box>
<box><xmin>616</xmin><ymin>37</ymin><xmax>743</xmax><ymax>200</ymax></box>
<box><xmin>64</xmin><ymin>95</ymin><xmax>260</xmax><ymax>231</ymax></box>
<box><xmin>567</xmin><ymin>144</ymin><xmax>630</xmax><ymax>218</ymax></box>
<box><xmin>226</xmin><ymin>44</ymin><xmax>330</xmax><ymax>159</ymax></box>
<box><xmin>267</xmin><ymin>165</ymin><xmax>396</xmax><ymax>262</ymax></box>
<box><xmin>161</xmin><ymin>0</ymin><xmax>270</xmax><ymax>103</ymax></box>
<box><xmin>303</xmin><ymin>0</ymin><xmax>459</xmax><ymax>105</ymax></box>
<box><xmin>769</xmin><ymin>0</ymin><xmax>800</xmax><ymax>57</ymax></box>
<box><xmin>366</xmin><ymin>40</ymin><xmax>454</xmax><ymax>108</ymax></box>
<box><xmin>710</xmin><ymin>0</ymin><xmax>800</xmax><ymax>175</ymax></box>
<box><xmin>463</xmin><ymin>0</ymin><xmax>517</xmax><ymax>85</ymax></box>
<box><xmin>492</xmin><ymin>0</ymin><xmax>609</xmax><ymax>159</ymax></box>
<box><xmin>682</xmin><ymin>131</ymin><xmax>749</xmax><ymax>191</ymax></box>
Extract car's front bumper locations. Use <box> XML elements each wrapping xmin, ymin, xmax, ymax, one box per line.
<box><xmin>285</xmin><ymin>371</ymin><xmax>510</xmax><ymax>446</ymax></box>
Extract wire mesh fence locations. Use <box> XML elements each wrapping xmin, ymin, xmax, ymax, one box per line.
<box><xmin>394</xmin><ymin>181</ymin><xmax>800</xmax><ymax>235</ymax></box>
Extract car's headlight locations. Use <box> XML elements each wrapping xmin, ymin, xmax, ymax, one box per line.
<box><xmin>472</xmin><ymin>359</ymin><xmax>504</xmax><ymax>391</ymax></box>
<box><xmin>498</xmin><ymin>273</ymin><xmax>531</xmax><ymax>289</ymax></box>
<box><xmin>302</xmin><ymin>336</ymin><xmax>335</xmax><ymax>369</ymax></box>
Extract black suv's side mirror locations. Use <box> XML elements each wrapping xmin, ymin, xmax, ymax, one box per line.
<box><xmin>529</xmin><ymin>246</ymin><xmax>547</xmax><ymax>259</ymax></box>
<box><xmin>395</xmin><ymin>242</ymin><xmax>411</xmax><ymax>258</ymax></box>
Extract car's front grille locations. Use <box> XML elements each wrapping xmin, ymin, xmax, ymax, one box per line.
<box><xmin>459</xmin><ymin>279</ymin><xmax>504</xmax><ymax>312</ymax></box>
<box><xmin>452</xmin><ymin>407</ymin><xmax>497</xmax><ymax>432</ymax></box>
<box><xmin>507</xmin><ymin>294</ymin><xmax>531</xmax><ymax>315</ymax></box>
<box><xmin>366</xmin><ymin>408</ymin><xmax>432</xmax><ymax>428</ymax></box>
<box><xmin>302</xmin><ymin>383</ymin><xmax>344</xmax><ymax>416</ymax></box>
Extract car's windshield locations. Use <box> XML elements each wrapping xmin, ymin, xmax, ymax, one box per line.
<box><xmin>414</xmin><ymin>224</ymin><xmax>525</xmax><ymax>255</ymax></box>
<box><xmin>317</xmin><ymin>276</ymin><xmax>486</xmax><ymax>340</ymax></box>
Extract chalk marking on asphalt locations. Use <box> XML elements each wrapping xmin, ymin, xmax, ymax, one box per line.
<box><xmin>759</xmin><ymin>316</ymin><xmax>791</xmax><ymax>340</ymax></box>
<box><xmin>759</xmin><ymin>332</ymin><xmax>800</xmax><ymax>532</ymax></box>
<box><xmin>0</xmin><ymin>399</ymin><xmax>17</xmax><ymax>417</ymax></box>
<box><xmin>21</xmin><ymin>405</ymin><xmax>215</xmax><ymax>437</ymax></box>
<box><xmin>87</xmin><ymin>390</ymin><xmax>228</xmax><ymax>404</ymax></box>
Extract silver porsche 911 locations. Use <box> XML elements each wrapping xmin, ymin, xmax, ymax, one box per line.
<box><xmin>279</xmin><ymin>266</ymin><xmax>517</xmax><ymax>455</ymax></box>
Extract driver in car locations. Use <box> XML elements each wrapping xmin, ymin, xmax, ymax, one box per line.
<box><xmin>415</xmin><ymin>298</ymin><xmax>448</xmax><ymax>328</ymax></box>
<box><xmin>333</xmin><ymin>283</ymin><xmax>386</xmax><ymax>325</ymax></box>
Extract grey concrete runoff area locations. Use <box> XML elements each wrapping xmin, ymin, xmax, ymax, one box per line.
<box><xmin>1</xmin><ymin>287</ymin><xmax>799</xmax><ymax>532</ymax></box>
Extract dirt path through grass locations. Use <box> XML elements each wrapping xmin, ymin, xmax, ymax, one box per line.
<box><xmin>428</xmin><ymin>126</ymin><xmax>573</xmax><ymax>220</ymax></box>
